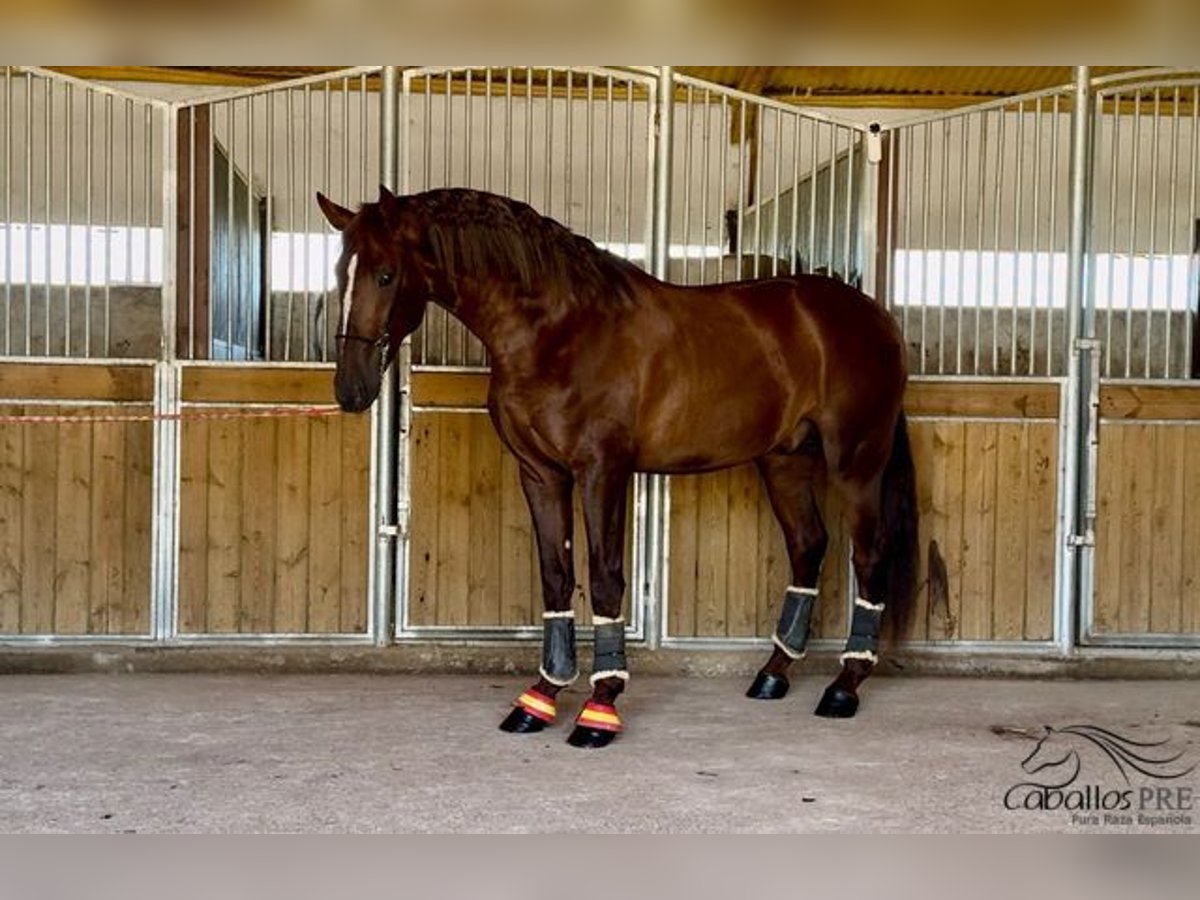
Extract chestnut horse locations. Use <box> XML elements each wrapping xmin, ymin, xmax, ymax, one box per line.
<box><xmin>318</xmin><ymin>186</ymin><xmax>918</xmax><ymax>749</ymax></box>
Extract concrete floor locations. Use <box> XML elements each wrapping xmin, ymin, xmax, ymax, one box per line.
<box><xmin>0</xmin><ymin>673</ymin><xmax>1197</xmax><ymax>833</ymax></box>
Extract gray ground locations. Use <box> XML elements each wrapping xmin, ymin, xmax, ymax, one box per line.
<box><xmin>1</xmin><ymin>673</ymin><xmax>1197</xmax><ymax>833</ymax></box>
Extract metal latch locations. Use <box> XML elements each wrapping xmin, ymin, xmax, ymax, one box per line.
<box><xmin>1067</xmin><ymin>532</ymin><xmax>1095</xmax><ymax>548</ymax></box>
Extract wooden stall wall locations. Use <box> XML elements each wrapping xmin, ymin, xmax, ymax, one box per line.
<box><xmin>0</xmin><ymin>364</ymin><xmax>154</xmax><ymax>636</ymax></box>
<box><xmin>668</xmin><ymin>381</ymin><xmax>1061</xmax><ymax>644</ymax></box>
<box><xmin>177</xmin><ymin>367</ymin><xmax>370</xmax><ymax>635</ymax></box>
<box><xmin>407</xmin><ymin>373</ymin><xmax>632</xmax><ymax>629</ymax></box>
<box><xmin>1093</xmin><ymin>385</ymin><xmax>1200</xmax><ymax>638</ymax></box>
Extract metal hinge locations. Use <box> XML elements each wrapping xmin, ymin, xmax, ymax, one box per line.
<box><xmin>1073</xmin><ymin>337</ymin><xmax>1101</xmax><ymax>353</ymax></box>
<box><xmin>1067</xmin><ymin>532</ymin><xmax>1095</xmax><ymax>548</ymax></box>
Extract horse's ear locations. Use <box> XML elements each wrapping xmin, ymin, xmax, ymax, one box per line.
<box><xmin>316</xmin><ymin>192</ymin><xmax>354</xmax><ymax>232</ymax></box>
<box><xmin>378</xmin><ymin>184</ymin><xmax>401</xmax><ymax>228</ymax></box>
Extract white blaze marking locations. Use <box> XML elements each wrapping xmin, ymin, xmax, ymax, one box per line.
<box><xmin>340</xmin><ymin>253</ymin><xmax>358</xmax><ymax>335</ymax></box>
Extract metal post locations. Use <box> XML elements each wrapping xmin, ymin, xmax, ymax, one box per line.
<box><xmin>641</xmin><ymin>66</ymin><xmax>673</xmax><ymax>650</ymax></box>
<box><xmin>1058</xmin><ymin>65</ymin><xmax>1094</xmax><ymax>655</ymax></box>
<box><xmin>373</xmin><ymin>65</ymin><xmax>400</xmax><ymax>645</ymax></box>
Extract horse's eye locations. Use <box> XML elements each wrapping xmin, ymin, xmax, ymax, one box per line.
<box><xmin>377</xmin><ymin>271</ymin><xmax>394</xmax><ymax>288</ymax></box>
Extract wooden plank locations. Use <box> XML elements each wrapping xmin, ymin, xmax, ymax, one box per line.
<box><xmin>1183</xmin><ymin>428</ymin><xmax>1200</xmax><ymax>635</ymax></box>
<box><xmin>668</xmin><ymin>475</ymin><xmax>699</xmax><ymax>638</ymax></box>
<box><xmin>905</xmin><ymin>380</ymin><xmax>1060</xmax><ymax>419</ymax></box>
<box><xmin>307</xmin><ymin>416</ymin><xmax>344</xmax><ymax>633</ymax></box>
<box><xmin>1093</xmin><ymin>422</ymin><xmax>1123</xmax><ymax>635</ymax></box>
<box><xmin>22</xmin><ymin>420</ymin><xmax>57</xmax><ymax>633</ymax></box>
<box><xmin>411</xmin><ymin>372</ymin><xmax>490</xmax><ymax>409</ymax></box>
<box><xmin>467</xmin><ymin>416</ymin><xmax>503</xmax><ymax>625</ymax></box>
<box><xmin>238</xmin><ymin>419</ymin><xmax>278</xmax><ymax>632</ymax></box>
<box><xmin>205</xmin><ymin>418</ymin><xmax>243</xmax><ymax>632</ymax></box>
<box><xmin>725</xmin><ymin>465</ymin><xmax>760</xmax><ymax>637</ymax></box>
<box><xmin>925</xmin><ymin>421</ymin><xmax>966</xmax><ymax>640</ymax></box>
<box><xmin>498</xmin><ymin>440</ymin><xmax>535</xmax><ymax>626</ymax></box>
<box><xmin>991</xmin><ymin>424</ymin><xmax>1029</xmax><ymax>641</ymax></box>
<box><xmin>959</xmin><ymin>422</ymin><xmax>998</xmax><ymax>640</ymax></box>
<box><xmin>178</xmin><ymin>420</ymin><xmax>210</xmax><ymax>634</ymax></box>
<box><xmin>1023</xmin><ymin>422</ymin><xmax>1057</xmax><ymax>641</ymax></box>
<box><xmin>1149</xmin><ymin>426</ymin><xmax>1184</xmax><ymax>634</ymax></box>
<box><xmin>756</xmin><ymin>470</ymin><xmax>787</xmax><ymax>638</ymax></box>
<box><xmin>408</xmin><ymin>414</ymin><xmax>440</xmax><ymax>627</ymax></box>
<box><xmin>273</xmin><ymin>416</ymin><xmax>311</xmax><ymax>633</ymax></box>
<box><xmin>53</xmin><ymin>420</ymin><xmax>93</xmax><ymax>634</ymax></box>
<box><xmin>181</xmin><ymin>366</ymin><xmax>338</xmax><ymax>404</ymax></box>
<box><xmin>1119</xmin><ymin>424</ymin><xmax>1153</xmax><ymax>633</ymax></box>
<box><xmin>1100</xmin><ymin>384</ymin><xmax>1200</xmax><ymax>421</ymax></box>
<box><xmin>695</xmin><ymin>470</ymin><xmax>730</xmax><ymax>636</ymax></box>
<box><xmin>0</xmin><ymin>411</ymin><xmax>24</xmax><ymax>633</ymax></box>
<box><xmin>814</xmin><ymin>482</ymin><xmax>848</xmax><ymax>640</ymax></box>
<box><xmin>339</xmin><ymin>415</ymin><xmax>370</xmax><ymax>634</ymax></box>
<box><xmin>435</xmin><ymin>414</ymin><xmax>472</xmax><ymax>626</ymax></box>
<box><xmin>907</xmin><ymin>420</ymin><xmax>937</xmax><ymax>641</ymax></box>
<box><xmin>89</xmin><ymin>420</ymin><xmax>125</xmax><ymax>634</ymax></box>
<box><xmin>0</xmin><ymin>363</ymin><xmax>154</xmax><ymax>402</ymax></box>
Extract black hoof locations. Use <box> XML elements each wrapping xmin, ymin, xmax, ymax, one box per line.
<box><xmin>814</xmin><ymin>686</ymin><xmax>859</xmax><ymax>718</ymax></box>
<box><xmin>566</xmin><ymin>726</ymin><xmax>618</xmax><ymax>748</ymax></box>
<box><xmin>499</xmin><ymin>707</ymin><xmax>549</xmax><ymax>733</ymax></box>
<box><xmin>746</xmin><ymin>671</ymin><xmax>790</xmax><ymax>700</ymax></box>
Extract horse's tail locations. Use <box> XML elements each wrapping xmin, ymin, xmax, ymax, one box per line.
<box><xmin>878</xmin><ymin>412</ymin><xmax>919</xmax><ymax>641</ymax></box>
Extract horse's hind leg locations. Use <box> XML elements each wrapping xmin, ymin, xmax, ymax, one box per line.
<box><xmin>815</xmin><ymin>470</ymin><xmax>886</xmax><ymax>719</ymax></box>
<box><xmin>568</xmin><ymin>461</ymin><xmax>632</xmax><ymax>749</ymax></box>
<box><xmin>746</xmin><ymin>449</ymin><xmax>828</xmax><ymax>701</ymax></box>
<box><xmin>498</xmin><ymin>463</ymin><xmax>579</xmax><ymax>734</ymax></box>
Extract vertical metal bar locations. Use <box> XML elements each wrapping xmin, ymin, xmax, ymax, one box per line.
<box><xmin>721</xmin><ymin>96</ymin><xmax>730</xmax><ymax>274</ymax></box>
<box><xmin>504</xmin><ymin>68</ymin><xmax>513</xmax><ymax>197</ymax></box>
<box><xmin>1060</xmin><ymin>66</ymin><xmax>1093</xmax><ymax>655</ymax></box>
<box><xmin>736</xmin><ymin>101</ymin><xmax>747</xmax><ymax>269</ymax></box>
<box><xmin>808</xmin><ymin>119</ymin><xmax>818</xmax><ymax>283</ymax></box>
<box><xmin>84</xmin><ymin>89</ymin><xmax>93</xmax><ymax>358</ymax></box>
<box><xmin>1049</xmin><ymin>93</ymin><xmax>1061</xmax><ymax>375</ymax></box>
<box><xmin>624</xmin><ymin>78</ymin><xmax>633</xmax><ymax>258</ymax></box>
<box><xmin>975</xmin><ymin>113</ymin><xmax>987</xmax><ymax>373</ymax></box>
<box><xmin>485</xmin><ymin>69</ymin><xmax>493</xmax><ymax>193</ymax></box>
<box><xmin>1188</xmin><ymin>86</ymin><xmax>1199</xmax><ymax>377</ymax></box>
<box><xmin>3</xmin><ymin>67</ymin><xmax>11</xmax><ymax>356</ymax></box>
<box><xmin>465</xmin><ymin>69</ymin><xmax>474</xmax><ymax>188</ymax></box>
<box><xmin>65</xmin><ymin>83</ymin><xmax>73</xmax><ymax>356</ymax></box>
<box><xmin>226</xmin><ymin>100</ymin><xmax>235</xmax><ymax>358</ymax></box>
<box><xmin>920</xmin><ymin>121</ymin><xmax>931</xmax><ymax>372</ymax></box>
<box><xmin>844</xmin><ymin>126</ymin><xmax>855</xmax><ymax>286</ymax></box>
<box><xmin>376</xmin><ymin>64</ymin><xmax>400</xmax><ymax>645</ymax></box>
<box><xmin>1125</xmin><ymin>93</ymin><xmax>1140</xmax><ymax>379</ymax></box>
<box><xmin>585</xmin><ymin>73</ymin><xmax>594</xmax><ymax>246</ymax></box>
<box><xmin>788</xmin><ymin>114</ymin><xmax>800</xmax><ymax>276</ymax></box>
<box><xmin>284</xmin><ymin>92</ymin><xmax>295</xmax><ymax>361</ymax></box>
<box><xmin>681</xmin><ymin>85</ymin><xmax>693</xmax><ymax>283</ymax></box>
<box><xmin>1030</xmin><ymin>98</ymin><xmax>1043</xmax><ymax>375</ymax></box>
<box><xmin>23</xmin><ymin>73</ymin><xmax>31</xmax><ymax>356</ymax></box>
<box><xmin>422</xmin><ymin>73</ymin><xmax>431</xmax><ymax>191</ymax></box>
<box><xmin>265</xmin><ymin>96</ymin><xmax>274</xmax><ymax>361</ymax></box>
<box><xmin>1166</xmin><ymin>87</ymin><xmax>1180</xmax><ymax>378</ymax></box>
<box><xmin>957</xmin><ymin>115</ymin><xmax>968</xmax><ymax>373</ymax></box>
<box><xmin>938</xmin><ymin>119</ymin><xmax>950</xmax><ymax>373</ymax></box>
<box><xmin>1012</xmin><ymin>102</ymin><xmax>1024</xmax><ymax>374</ymax></box>
<box><xmin>249</xmin><ymin>96</ymin><xmax>258</xmax><ymax>359</ymax></box>
<box><xmin>825</xmin><ymin>122</ymin><xmax>836</xmax><ymax>279</ymax></box>
<box><xmin>992</xmin><ymin>108</ymin><xmax>1006</xmax><ymax>374</ymax></box>
<box><xmin>443</xmin><ymin>71</ymin><xmax>452</xmax><ymax>188</ymax></box>
<box><xmin>771</xmin><ymin>110</ymin><xmax>782</xmax><ymax>275</ymax></box>
<box><xmin>564</xmin><ymin>70</ymin><xmax>573</xmax><ymax>227</ymax></box>
<box><xmin>524</xmin><ymin>68</ymin><xmax>533</xmax><ymax>203</ymax></box>
<box><xmin>302</xmin><ymin>87</ymin><xmax>312</xmax><ymax>361</ymax></box>
<box><xmin>752</xmin><ymin>106</ymin><xmax>764</xmax><ymax>277</ymax></box>
<box><xmin>145</xmin><ymin>105</ymin><xmax>152</xmax><ymax>292</ymax></box>
<box><xmin>1146</xmin><ymin>88</ymin><xmax>1160</xmax><ymax>378</ymax></box>
<box><xmin>44</xmin><ymin>79</ymin><xmax>52</xmax><ymax>356</ymax></box>
<box><xmin>604</xmin><ymin>74</ymin><xmax>613</xmax><ymax>252</ymax></box>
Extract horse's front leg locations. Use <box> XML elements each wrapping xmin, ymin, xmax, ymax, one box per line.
<box><xmin>568</xmin><ymin>462</ymin><xmax>632</xmax><ymax>749</ymax></box>
<box><xmin>498</xmin><ymin>463</ymin><xmax>578</xmax><ymax>734</ymax></box>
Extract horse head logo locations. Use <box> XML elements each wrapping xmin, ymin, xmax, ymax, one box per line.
<box><xmin>1021</xmin><ymin>725</ymin><xmax>1195</xmax><ymax>787</ymax></box>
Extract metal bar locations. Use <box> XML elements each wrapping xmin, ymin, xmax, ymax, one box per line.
<box><xmin>1125</xmin><ymin>93</ymin><xmax>1140</xmax><ymax>378</ymax></box>
<box><xmin>23</xmin><ymin>73</ymin><xmax>31</xmax><ymax>356</ymax></box>
<box><xmin>504</xmin><ymin>68</ymin><xmax>513</xmax><ymax>197</ymax></box>
<box><xmin>564</xmin><ymin>70</ymin><xmax>572</xmax><ymax>226</ymax></box>
<box><xmin>444</xmin><ymin>71</ymin><xmax>451</xmax><ymax>188</ymax></box>
<box><xmin>736</xmin><ymin>101</ymin><xmax>746</xmax><ymax>268</ymax></box>
<box><xmin>992</xmin><ymin>108</ymin><xmax>1006</xmax><ymax>374</ymax></box>
<box><xmin>585</xmin><ymin>72</ymin><xmax>594</xmax><ymax>246</ymax></box>
<box><xmin>249</xmin><ymin>96</ymin><xmax>258</xmax><ymax>359</ymax></box>
<box><xmin>65</xmin><ymin>84</ymin><xmax>73</xmax><ymax>356</ymax></box>
<box><xmin>884</xmin><ymin>122</ymin><xmax>897</xmax><ymax>309</ymax></box>
<box><xmin>1049</xmin><ymin>93</ymin><xmax>1061</xmax><ymax>375</ymax></box>
<box><xmin>1060</xmin><ymin>66</ymin><xmax>1093</xmax><ymax>657</ymax></box>
<box><xmin>525</xmin><ymin>68</ymin><xmax>533</xmax><ymax>203</ymax></box>
<box><xmin>4</xmin><ymin>68</ymin><xmax>11</xmax><ymax>356</ymax></box>
<box><xmin>302</xmin><ymin>87</ymin><xmax>312</xmax><ymax>361</ymax></box>
<box><xmin>485</xmin><ymin>69</ymin><xmax>493</xmax><ymax>193</ymax></box>
<box><xmin>465</xmin><ymin>69</ymin><xmax>474</xmax><ymax>188</ymax></box>
<box><xmin>168</xmin><ymin>66</ymin><xmax>382</xmax><ymax>110</ymax></box>
<box><xmin>1188</xmin><ymin>86</ymin><xmax>1199</xmax><ymax>377</ymax></box>
<box><xmin>625</xmin><ymin>77</ymin><xmax>633</xmax><ymax>258</ymax></box>
<box><xmin>844</xmin><ymin>125</ymin><xmax>855</xmax><ymax>286</ymax></box>
<box><xmin>921</xmin><ymin>121</ymin><xmax>931</xmax><ymax>372</ymax></box>
<box><xmin>374</xmin><ymin>64</ymin><xmax>400</xmax><ymax>646</ymax></box>
<box><xmin>788</xmin><ymin>114</ymin><xmax>800</xmax><ymax>276</ymax></box>
<box><xmin>1166</xmin><ymin>87</ymin><xmax>1180</xmax><ymax>378</ymax></box>
<box><xmin>957</xmin><ymin>114</ymin><xmax>968</xmax><ymax>373</ymax></box>
<box><xmin>722</xmin><ymin>95</ymin><xmax>730</xmax><ymax>275</ymax></box>
<box><xmin>682</xmin><ymin>84</ymin><xmax>693</xmax><ymax>283</ymax></box>
<box><xmin>1030</xmin><ymin>97</ymin><xmax>1043</xmax><ymax>375</ymax></box>
<box><xmin>1146</xmin><ymin>88</ymin><xmax>1161</xmax><ymax>378</ymax></box>
<box><xmin>702</xmin><ymin>89</ymin><xmax>713</xmax><ymax>282</ymax></box>
<box><xmin>901</xmin><ymin>123</ymin><xmax>912</xmax><ymax>355</ymax></box>
<box><xmin>265</xmin><ymin>96</ymin><xmax>274</xmax><ymax>361</ymax></box>
<box><xmin>1012</xmin><ymin>102</ymin><xmax>1024</xmax><ymax>374</ymax></box>
<box><xmin>85</xmin><ymin>89</ymin><xmax>93</xmax><ymax>358</ymax></box>
<box><xmin>938</xmin><ymin>119</ymin><xmax>949</xmax><ymax>373</ymax></box>
<box><xmin>285</xmin><ymin>91</ymin><xmax>295</xmax><ymax>361</ymax></box>
<box><xmin>825</xmin><ymin>122</ymin><xmax>836</xmax><ymax>281</ymax></box>
<box><xmin>974</xmin><ymin>113</ymin><xmax>987</xmax><ymax>373</ymax></box>
<box><xmin>44</xmin><ymin>80</ymin><xmax>51</xmax><ymax>356</ymax></box>
<box><xmin>226</xmin><ymin>100</ymin><xmax>235</xmax><ymax>358</ymax></box>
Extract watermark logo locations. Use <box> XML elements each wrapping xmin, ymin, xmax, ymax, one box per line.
<box><xmin>1001</xmin><ymin>724</ymin><xmax>1196</xmax><ymax>828</ymax></box>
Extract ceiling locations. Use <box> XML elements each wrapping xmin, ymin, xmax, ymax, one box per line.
<box><xmin>50</xmin><ymin>65</ymin><xmax>1151</xmax><ymax>109</ymax></box>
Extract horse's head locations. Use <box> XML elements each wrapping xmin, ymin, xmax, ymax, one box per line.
<box><xmin>1021</xmin><ymin>725</ymin><xmax>1078</xmax><ymax>778</ymax></box>
<box><xmin>317</xmin><ymin>186</ymin><xmax>429</xmax><ymax>412</ymax></box>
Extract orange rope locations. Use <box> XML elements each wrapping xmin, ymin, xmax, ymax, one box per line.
<box><xmin>0</xmin><ymin>405</ymin><xmax>345</xmax><ymax>425</ymax></box>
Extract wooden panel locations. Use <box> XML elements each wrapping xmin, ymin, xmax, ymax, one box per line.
<box><xmin>905</xmin><ymin>380</ymin><xmax>1060</xmax><ymax>419</ymax></box>
<box><xmin>0</xmin><ymin>406</ymin><xmax>152</xmax><ymax>636</ymax></box>
<box><xmin>411</xmin><ymin>372</ymin><xmax>490</xmax><ymax>409</ymax></box>
<box><xmin>406</xmin><ymin>410</ymin><xmax>633</xmax><ymax>628</ymax></box>
<box><xmin>177</xmin><ymin>409</ymin><xmax>370</xmax><ymax>634</ymax></box>
<box><xmin>1100</xmin><ymin>384</ymin><xmax>1200</xmax><ymax>421</ymax></box>
<box><xmin>181</xmin><ymin>366</ymin><xmax>338</xmax><ymax>404</ymax></box>
<box><xmin>1094</xmin><ymin>418</ymin><xmax>1200</xmax><ymax>637</ymax></box>
<box><xmin>0</xmin><ymin>364</ymin><xmax>154</xmax><ymax>402</ymax></box>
